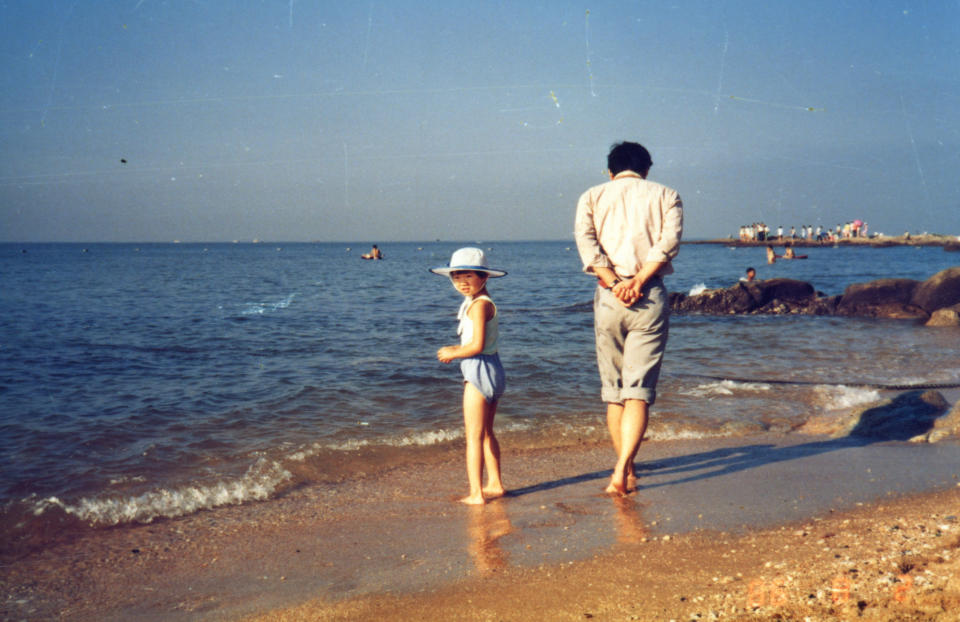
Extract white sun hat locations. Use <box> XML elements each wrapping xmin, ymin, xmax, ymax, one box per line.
<box><xmin>429</xmin><ymin>247</ymin><xmax>507</xmax><ymax>278</ymax></box>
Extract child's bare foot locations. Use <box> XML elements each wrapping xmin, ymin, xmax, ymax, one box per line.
<box><xmin>459</xmin><ymin>493</ymin><xmax>486</xmax><ymax>505</ymax></box>
<box><xmin>626</xmin><ymin>473</ymin><xmax>638</xmax><ymax>492</ymax></box>
<box><xmin>482</xmin><ymin>485</ymin><xmax>506</xmax><ymax>499</ymax></box>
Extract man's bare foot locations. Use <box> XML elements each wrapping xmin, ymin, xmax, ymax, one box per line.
<box><xmin>482</xmin><ymin>486</ymin><xmax>506</xmax><ymax>499</ymax></box>
<box><xmin>460</xmin><ymin>493</ymin><xmax>486</xmax><ymax>505</ymax></box>
<box><xmin>604</xmin><ymin>480</ymin><xmax>628</xmax><ymax>497</ymax></box>
<box><xmin>626</xmin><ymin>473</ymin><xmax>638</xmax><ymax>492</ymax></box>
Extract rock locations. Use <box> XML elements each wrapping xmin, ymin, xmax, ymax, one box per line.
<box><xmin>927</xmin><ymin>401</ymin><xmax>960</xmax><ymax>442</ymax></box>
<box><xmin>670</xmin><ymin>279</ymin><xmax>816</xmax><ymax>315</ymax></box>
<box><xmin>751</xmin><ymin>278</ymin><xmax>815</xmax><ymax>304</ymax></box>
<box><xmin>911</xmin><ymin>266</ymin><xmax>960</xmax><ymax>313</ymax></box>
<box><xmin>925</xmin><ymin>304</ymin><xmax>960</xmax><ymax>327</ymax></box>
<box><xmin>944</xmin><ymin>242</ymin><xmax>960</xmax><ymax>252</ymax></box>
<box><xmin>671</xmin><ymin>286</ymin><xmax>756</xmax><ymax>315</ymax></box>
<box><xmin>799</xmin><ymin>411</ymin><xmax>863</xmax><ymax>436</ymax></box>
<box><xmin>836</xmin><ymin>278</ymin><xmax>927</xmax><ymax>319</ymax></box>
<box><xmin>840</xmin><ymin>390</ymin><xmax>950</xmax><ymax>440</ymax></box>
<box><xmin>667</xmin><ymin>268</ymin><xmax>957</xmax><ymax>324</ymax></box>
<box><xmin>810</xmin><ymin>295</ymin><xmax>842</xmax><ymax>316</ymax></box>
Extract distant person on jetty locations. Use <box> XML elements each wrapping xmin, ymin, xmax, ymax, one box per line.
<box><xmin>431</xmin><ymin>248</ymin><xmax>508</xmax><ymax>505</ymax></box>
<box><xmin>574</xmin><ymin>141</ymin><xmax>683</xmax><ymax>496</ymax></box>
<box><xmin>740</xmin><ymin>267</ymin><xmax>756</xmax><ymax>282</ymax></box>
<box><xmin>361</xmin><ymin>244</ymin><xmax>383</xmax><ymax>259</ymax></box>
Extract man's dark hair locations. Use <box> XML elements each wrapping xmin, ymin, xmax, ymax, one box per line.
<box><xmin>607</xmin><ymin>141</ymin><xmax>653</xmax><ymax>176</ymax></box>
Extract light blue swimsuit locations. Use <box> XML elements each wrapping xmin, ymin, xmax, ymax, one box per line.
<box><xmin>457</xmin><ymin>295</ymin><xmax>505</xmax><ymax>403</ymax></box>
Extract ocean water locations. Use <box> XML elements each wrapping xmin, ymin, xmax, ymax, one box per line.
<box><xmin>2</xmin><ymin>241</ymin><xmax>959</xmax><ymax>549</ymax></box>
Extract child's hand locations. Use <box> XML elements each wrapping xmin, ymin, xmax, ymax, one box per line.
<box><xmin>437</xmin><ymin>346</ymin><xmax>458</xmax><ymax>363</ymax></box>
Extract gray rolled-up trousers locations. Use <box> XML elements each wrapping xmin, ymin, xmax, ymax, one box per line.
<box><xmin>593</xmin><ymin>277</ymin><xmax>669</xmax><ymax>405</ymax></box>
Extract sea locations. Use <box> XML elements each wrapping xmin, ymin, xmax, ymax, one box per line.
<box><xmin>2</xmin><ymin>240</ymin><xmax>959</xmax><ymax>553</ymax></box>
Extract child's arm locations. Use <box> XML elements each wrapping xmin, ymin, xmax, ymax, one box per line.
<box><xmin>437</xmin><ymin>299</ymin><xmax>494</xmax><ymax>363</ymax></box>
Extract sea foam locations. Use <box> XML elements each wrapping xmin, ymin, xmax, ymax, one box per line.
<box><xmin>33</xmin><ymin>458</ymin><xmax>291</xmax><ymax>526</ymax></box>
<box><xmin>683</xmin><ymin>379</ymin><xmax>772</xmax><ymax>397</ymax></box>
<box><xmin>812</xmin><ymin>384</ymin><xmax>881</xmax><ymax>410</ymax></box>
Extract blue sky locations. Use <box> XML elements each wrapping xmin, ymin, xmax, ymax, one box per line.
<box><xmin>1</xmin><ymin>1</ymin><xmax>958</xmax><ymax>242</ymax></box>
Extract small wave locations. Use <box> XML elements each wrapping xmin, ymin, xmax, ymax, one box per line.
<box><xmin>289</xmin><ymin>420</ymin><xmax>537</xmax><ymax>461</ymax></box>
<box><xmin>646</xmin><ymin>426</ymin><xmax>714</xmax><ymax>441</ymax></box>
<box><xmin>682</xmin><ymin>379</ymin><xmax>772</xmax><ymax>397</ymax></box>
<box><xmin>31</xmin><ymin>458</ymin><xmax>291</xmax><ymax>527</ymax></box>
<box><xmin>688</xmin><ymin>283</ymin><xmax>707</xmax><ymax>296</ymax></box>
<box><xmin>291</xmin><ymin>427</ymin><xmax>465</xmax><ymax>457</ymax></box>
<box><xmin>241</xmin><ymin>293</ymin><xmax>296</xmax><ymax>315</ymax></box>
<box><xmin>811</xmin><ymin>384</ymin><xmax>881</xmax><ymax>410</ymax></box>
<box><xmin>397</xmin><ymin>428</ymin><xmax>464</xmax><ymax>446</ymax></box>
<box><xmin>645</xmin><ymin>418</ymin><xmax>765</xmax><ymax>441</ymax></box>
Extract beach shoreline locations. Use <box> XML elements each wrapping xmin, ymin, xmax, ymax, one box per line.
<box><xmin>4</xmin><ymin>433</ymin><xmax>959</xmax><ymax>621</ymax></box>
<box><xmin>250</xmin><ymin>486</ymin><xmax>960</xmax><ymax>622</ymax></box>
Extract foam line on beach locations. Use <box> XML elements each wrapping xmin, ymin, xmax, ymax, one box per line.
<box><xmin>31</xmin><ymin>457</ymin><xmax>292</xmax><ymax>527</ymax></box>
<box><xmin>686</xmin><ymin>374</ymin><xmax>960</xmax><ymax>391</ymax></box>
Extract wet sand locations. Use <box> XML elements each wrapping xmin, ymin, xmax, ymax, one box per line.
<box><xmin>3</xmin><ymin>434</ymin><xmax>960</xmax><ymax>621</ymax></box>
<box><xmin>251</xmin><ymin>487</ymin><xmax>960</xmax><ymax>622</ymax></box>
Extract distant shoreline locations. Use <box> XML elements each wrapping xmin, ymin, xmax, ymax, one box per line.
<box><xmin>686</xmin><ymin>233</ymin><xmax>960</xmax><ymax>249</ymax></box>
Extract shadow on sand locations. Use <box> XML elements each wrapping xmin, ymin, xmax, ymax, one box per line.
<box><xmin>506</xmin><ymin>390</ymin><xmax>949</xmax><ymax>497</ymax></box>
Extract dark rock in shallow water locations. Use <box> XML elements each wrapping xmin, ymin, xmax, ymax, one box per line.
<box><xmin>810</xmin><ymin>294</ymin><xmax>842</xmax><ymax>316</ymax></box>
<box><xmin>843</xmin><ymin>390</ymin><xmax>949</xmax><ymax>441</ymax></box>
<box><xmin>835</xmin><ymin>278</ymin><xmax>927</xmax><ymax>319</ymax></box>
<box><xmin>667</xmin><ymin>267</ymin><xmax>959</xmax><ymax>323</ymax></box>
<box><xmin>751</xmin><ymin>278</ymin><xmax>815</xmax><ymax>304</ymax></box>
<box><xmin>670</xmin><ymin>278</ymin><xmax>816</xmax><ymax>315</ymax></box>
<box><xmin>911</xmin><ymin>266</ymin><xmax>960</xmax><ymax>313</ymax></box>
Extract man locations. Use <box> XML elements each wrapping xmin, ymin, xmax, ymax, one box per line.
<box><xmin>573</xmin><ymin>141</ymin><xmax>683</xmax><ymax>495</ymax></box>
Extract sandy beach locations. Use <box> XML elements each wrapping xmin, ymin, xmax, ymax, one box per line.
<box><xmin>4</xmin><ymin>433</ymin><xmax>960</xmax><ymax>621</ymax></box>
<box><xmin>252</xmin><ymin>487</ymin><xmax>960</xmax><ymax>622</ymax></box>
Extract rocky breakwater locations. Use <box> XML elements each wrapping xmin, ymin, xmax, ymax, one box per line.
<box><xmin>670</xmin><ymin>266</ymin><xmax>960</xmax><ymax>326</ymax></box>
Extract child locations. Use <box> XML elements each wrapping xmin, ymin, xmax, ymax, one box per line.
<box><xmin>430</xmin><ymin>247</ymin><xmax>507</xmax><ymax>505</ymax></box>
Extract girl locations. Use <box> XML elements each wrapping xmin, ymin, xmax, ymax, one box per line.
<box><xmin>431</xmin><ymin>248</ymin><xmax>507</xmax><ymax>505</ymax></box>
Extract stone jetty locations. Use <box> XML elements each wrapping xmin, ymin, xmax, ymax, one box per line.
<box><xmin>670</xmin><ymin>266</ymin><xmax>960</xmax><ymax>327</ymax></box>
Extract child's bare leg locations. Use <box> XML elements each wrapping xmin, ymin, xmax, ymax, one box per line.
<box><xmin>480</xmin><ymin>399</ymin><xmax>505</xmax><ymax>497</ymax></box>
<box><xmin>607</xmin><ymin>399</ymin><xmax>648</xmax><ymax>495</ymax></box>
<box><xmin>460</xmin><ymin>382</ymin><xmax>488</xmax><ymax>505</ymax></box>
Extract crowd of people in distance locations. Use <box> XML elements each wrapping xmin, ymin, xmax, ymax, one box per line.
<box><xmin>738</xmin><ymin>220</ymin><xmax>869</xmax><ymax>243</ymax></box>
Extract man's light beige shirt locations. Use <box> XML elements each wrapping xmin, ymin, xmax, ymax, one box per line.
<box><xmin>574</xmin><ymin>171</ymin><xmax>683</xmax><ymax>278</ymax></box>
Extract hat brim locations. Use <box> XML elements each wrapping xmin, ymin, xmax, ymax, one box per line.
<box><xmin>429</xmin><ymin>266</ymin><xmax>507</xmax><ymax>278</ymax></box>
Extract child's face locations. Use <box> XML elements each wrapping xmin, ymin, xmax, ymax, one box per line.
<box><xmin>450</xmin><ymin>270</ymin><xmax>488</xmax><ymax>297</ymax></box>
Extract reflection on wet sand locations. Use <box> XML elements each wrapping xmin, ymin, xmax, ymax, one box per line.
<box><xmin>466</xmin><ymin>501</ymin><xmax>513</xmax><ymax>573</ymax></box>
<box><xmin>612</xmin><ymin>495</ymin><xmax>649</xmax><ymax>544</ymax></box>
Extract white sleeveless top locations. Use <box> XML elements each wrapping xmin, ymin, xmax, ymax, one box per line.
<box><xmin>457</xmin><ymin>295</ymin><xmax>499</xmax><ymax>355</ymax></box>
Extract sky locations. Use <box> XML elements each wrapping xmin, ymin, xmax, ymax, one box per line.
<box><xmin>1</xmin><ymin>1</ymin><xmax>958</xmax><ymax>242</ymax></box>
